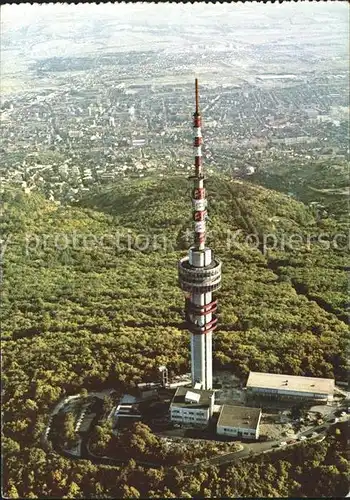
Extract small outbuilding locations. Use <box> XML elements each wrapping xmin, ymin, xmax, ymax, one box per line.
<box><xmin>217</xmin><ymin>405</ymin><xmax>262</xmax><ymax>440</ymax></box>
<box><xmin>114</xmin><ymin>404</ymin><xmax>142</xmax><ymax>428</ymax></box>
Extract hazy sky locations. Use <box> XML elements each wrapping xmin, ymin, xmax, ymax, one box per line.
<box><xmin>2</xmin><ymin>1</ymin><xmax>348</xmax><ymax>29</ymax></box>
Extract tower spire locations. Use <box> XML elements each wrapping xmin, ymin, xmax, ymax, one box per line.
<box><xmin>195</xmin><ymin>78</ymin><xmax>199</xmax><ymax>115</ymax></box>
<box><xmin>178</xmin><ymin>79</ymin><xmax>222</xmax><ymax>391</ymax></box>
<box><xmin>192</xmin><ymin>78</ymin><xmax>205</xmax><ymax>250</ymax></box>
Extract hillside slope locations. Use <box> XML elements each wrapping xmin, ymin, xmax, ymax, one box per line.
<box><xmin>79</xmin><ymin>175</ymin><xmax>348</xmax><ymax>321</ymax></box>
<box><xmin>2</xmin><ymin>176</ymin><xmax>349</xmax><ymax>499</ymax></box>
<box><xmin>3</xmin><ymin>177</ymin><xmax>348</xmax><ymax>378</ymax></box>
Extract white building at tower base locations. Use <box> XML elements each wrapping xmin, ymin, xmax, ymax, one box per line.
<box><xmin>170</xmin><ymin>387</ymin><xmax>215</xmax><ymax>427</ymax></box>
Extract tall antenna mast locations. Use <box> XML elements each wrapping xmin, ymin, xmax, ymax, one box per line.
<box><xmin>177</xmin><ymin>79</ymin><xmax>222</xmax><ymax>391</ymax></box>
<box><xmin>192</xmin><ymin>78</ymin><xmax>205</xmax><ymax>250</ymax></box>
<box><xmin>195</xmin><ymin>78</ymin><xmax>199</xmax><ymax>115</ymax></box>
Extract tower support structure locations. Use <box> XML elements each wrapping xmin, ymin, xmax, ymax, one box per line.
<box><xmin>178</xmin><ymin>79</ymin><xmax>222</xmax><ymax>391</ymax></box>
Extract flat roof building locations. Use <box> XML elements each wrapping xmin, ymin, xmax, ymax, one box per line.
<box><xmin>217</xmin><ymin>405</ymin><xmax>262</xmax><ymax>440</ymax></box>
<box><xmin>77</xmin><ymin>413</ymin><xmax>96</xmax><ymax>434</ymax></box>
<box><xmin>114</xmin><ymin>404</ymin><xmax>142</xmax><ymax>428</ymax></box>
<box><xmin>170</xmin><ymin>387</ymin><xmax>215</xmax><ymax>428</ymax></box>
<box><xmin>246</xmin><ymin>372</ymin><xmax>334</xmax><ymax>403</ymax></box>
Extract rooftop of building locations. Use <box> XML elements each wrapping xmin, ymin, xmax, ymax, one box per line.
<box><xmin>246</xmin><ymin>371</ymin><xmax>335</xmax><ymax>395</ymax></box>
<box><xmin>217</xmin><ymin>405</ymin><xmax>261</xmax><ymax>430</ymax></box>
<box><xmin>171</xmin><ymin>386</ymin><xmax>215</xmax><ymax>409</ymax></box>
<box><xmin>115</xmin><ymin>404</ymin><xmax>141</xmax><ymax>417</ymax></box>
<box><xmin>78</xmin><ymin>413</ymin><xmax>96</xmax><ymax>433</ymax></box>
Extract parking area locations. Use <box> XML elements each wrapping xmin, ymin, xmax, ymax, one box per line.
<box><xmin>259</xmin><ymin>403</ymin><xmax>347</xmax><ymax>442</ymax></box>
<box><xmin>309</xmin><ymin>404</ymin><xmax>335</xmax><ymax>417</ymax></box>
<box><xmin>259</xmin><ymin>411</ymin><xmax>298</xmax><ymax>440</ymax></box>
<box><xmin>213</xmin><ymin>371</ymin><xmax>246</xmax><ymax>405</ymax></box>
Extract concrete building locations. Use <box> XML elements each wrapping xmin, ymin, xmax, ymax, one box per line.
<box><xmin>217</xmin><ymin>405</ymin><xmax>262</xmax><ymax>440</ymax></box>
<box><xmin>132</xmin><ymin>138</ymin><xmax>146</xmax><ymax>147</ymax></box>
<box><xmin>137</xmin><ymin>382</ymin><xmax>160</xmax><ymax>400</ymax></box>
<box><xmin>114</xmin><ymin>404</ymin><xmax>142</xmax><ymax>427</ymax></box>
<box><xmin>246</xmin><ymin>372</ymin><xmax>334</xmax><ymax>403</ymax></box>
<box><xmin>170</xmin><ymin>387</ymin><xmax>215</xmax><ymax>427</ymax></box>
<box><xmin>77</xmin><ymin>413</ymin><xmax>96</xmax><ymax>434</ymax></box>
<box><xmin>178</xmin><ymin>79</ymin><xmax>222</xmax><ymax>391</ymax></box>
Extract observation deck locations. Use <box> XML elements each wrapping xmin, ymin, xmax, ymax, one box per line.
<box><xmin>178</xmin><ymin>256</ymin><xmax>222</xmax><ymax>294</ymax></box>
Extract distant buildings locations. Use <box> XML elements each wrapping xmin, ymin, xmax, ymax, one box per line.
<box><xmin>217</xmin><ymin>405</ymin><xmax>262</xmax><ymax>440</ymax></box>
<box><xmin>2</xmin><ymin>62</ymin><xmax>347</xmax><ymax>201</ymax></box>
<box><xmin>68</xmin><ymin>130</ymin><xmax>84</xmax><ymax>139</ymax></box>
<box><xmin>132</xmin><ymin>138</ymin><xmax>146</xmax><ymax>147</ymax></box>
<box><xmin>246</xmin><ymin>371</ymin><xmax>335</xmax><ymax>403</ymax></box>
<box><xmin>271</xmin><ymin>136</ymin><xmax>318</xmax><ymax>146</ymax></box>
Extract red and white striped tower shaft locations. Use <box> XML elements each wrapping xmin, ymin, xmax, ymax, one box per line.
<box><xmin>178</xmin><ymin>79</ymin><xmax>222</xmax><ymax>391</ymax></box>
<box><xmin>193</xmin><ymin>78</ymin><xmax>206</xmax><ymax>250</ymax></box>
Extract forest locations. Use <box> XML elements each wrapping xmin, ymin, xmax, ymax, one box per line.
<box><xmin>251</xmin><ymin>157</ymin><xmax>348</xmax><ymax>227</ymax></box>
<box><xmin>2</xmin><ymin>175</ymin><xmax>349</xmax><ymax>498</ymax></box>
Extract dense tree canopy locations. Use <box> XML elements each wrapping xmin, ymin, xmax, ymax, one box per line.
<box><xmin>2</xmin><ymin>176</ymin><xmax>349</xmax><ymax>497</ymax></box>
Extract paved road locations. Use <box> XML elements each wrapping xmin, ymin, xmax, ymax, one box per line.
<box><xmin>209</xmin><ymin>405</ymin><xmax>349</xmax><ymax>466</ymax></box>
<box><xmin>208</xmin><ymin>441</ymin><xmax>272</xmax><ymax>466</ymax></box>
<box><xmin>47</xmin><ymin>400</ymin><xmax>349</xmax><ymax>471</ymax></box>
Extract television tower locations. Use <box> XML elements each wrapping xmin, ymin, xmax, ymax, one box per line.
<box><xmin>178</xmin><ymin>79</ymin><xmax>222</xmax><ymax>391</ymax></box>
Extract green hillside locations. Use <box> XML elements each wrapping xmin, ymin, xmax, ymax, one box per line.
<box><xmin>2</xmin><ymin>176</ymin><xmax>349</xmax><ymax>498</ymax></box>
<box><xmin>251</xmin><ymin>158</ymin><xmax>349</xmax><ymax>227</ymax></box>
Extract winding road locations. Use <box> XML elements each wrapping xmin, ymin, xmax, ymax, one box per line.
<box><xmin>47</xmin><ymin>394</ymin><xmax>348</xmax><ymax>472</ymax></box>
